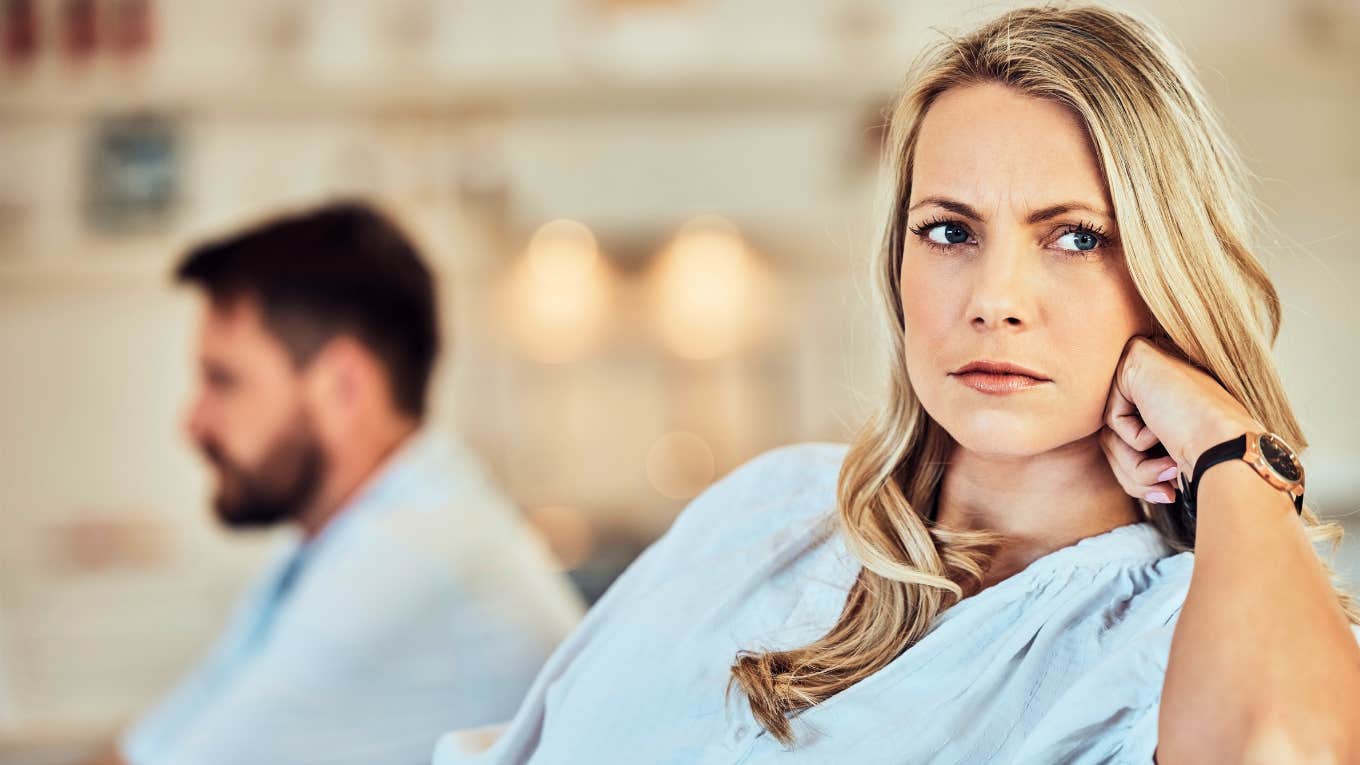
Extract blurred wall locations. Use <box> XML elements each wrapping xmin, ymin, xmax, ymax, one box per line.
<box><xmin>0</xmin><ymin>0</ymin><xmax>1357</xmax><ymax>752</ymax></box>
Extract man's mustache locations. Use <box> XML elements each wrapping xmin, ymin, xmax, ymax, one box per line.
<box><xmin>198</xmin><ymin>441</ymin><xmax>233</xmax><ymax>472</ymax></box>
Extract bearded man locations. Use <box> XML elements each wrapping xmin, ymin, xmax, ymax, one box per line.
<box><xmin>100</xmin><ymin>201</ymin><xmax>584</xmax><ymax>765</ymax></box>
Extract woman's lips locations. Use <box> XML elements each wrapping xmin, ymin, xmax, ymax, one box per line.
<box><xmin>951</xmin><ymin>371</ymin><xmax>1050</xmax><ymax>394</ymax></box>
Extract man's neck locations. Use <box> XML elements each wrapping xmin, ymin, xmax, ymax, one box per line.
<box><xmin>296</xmin><ymin>418</ymin><xmax>421</xmax><ymax>541</ymax></box>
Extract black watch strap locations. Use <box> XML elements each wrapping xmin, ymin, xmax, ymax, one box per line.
<box><xmin>1178</xmin><ymin>433</ymin><xmax>1304</xmax><ymax>517</ymax></box>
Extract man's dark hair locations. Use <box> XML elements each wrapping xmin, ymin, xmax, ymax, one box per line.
<box><xmin>176</xmin><ymin>200</ymin><xmax>440</xmax><ymax>418</ymax></box>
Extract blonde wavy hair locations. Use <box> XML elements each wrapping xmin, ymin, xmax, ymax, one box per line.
<box><xmin>729</xmin><ymin>2</ymin><xmax>1360</xmax><ymax>747</ymax></box>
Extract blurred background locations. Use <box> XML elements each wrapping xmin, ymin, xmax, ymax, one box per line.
<box><xmin>0</xmin><ymin>0</ymin><xmax>1357</xmax><ymax>760</ymax></box>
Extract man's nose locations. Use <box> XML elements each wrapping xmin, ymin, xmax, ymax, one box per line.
<box><xmin>182</xmin><ymin>393</ymin><xmax>210</xmax><ymax>446</ymax></box>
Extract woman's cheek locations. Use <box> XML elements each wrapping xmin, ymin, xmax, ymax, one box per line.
<box><xmin>1063</xmin><ymin>339</ymin><xmax>1125</xmax><ymax>432</ymax></box>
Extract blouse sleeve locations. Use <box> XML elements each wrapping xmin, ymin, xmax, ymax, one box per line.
<box><xmin>1017</xmin><ymin>609</ymin><xmax>1360</xmax><ymax>763</ymax></box>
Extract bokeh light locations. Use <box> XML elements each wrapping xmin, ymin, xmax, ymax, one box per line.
<box><xmin>502</xmin><ymin>218</ymin><xmax>615</xmax><ymax>364</ymax></box>
<box><xmin>645</xmin><ymin>431</ymin><xmax>716</xmax><ymax>500</ymax></box>
<box><xmin>648</xmin><ymin>215</ymin><xmax>770</xmax><ymax>360</ymax></box>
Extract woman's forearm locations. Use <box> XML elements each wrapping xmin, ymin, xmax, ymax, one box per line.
<box><xmin>1157</xmin><ymin>458</ymin><xmax>1360</xmax><ymax>764</ymax></box>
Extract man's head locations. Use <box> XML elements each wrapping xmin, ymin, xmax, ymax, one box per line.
<box><xmin>177</xmin><ymin>201</ymin><xmax>439</xmax><ymax>528</ymax></box>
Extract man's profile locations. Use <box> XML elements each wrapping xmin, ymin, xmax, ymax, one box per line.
<box><xmin>106</xmin><ymin>200</ymin><xmax>584</xmax><ymax>765</ymax></box>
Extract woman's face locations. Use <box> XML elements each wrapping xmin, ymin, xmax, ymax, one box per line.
<box><xmin>901</xmin><ymin>82</ymin><xmax>1155</xmax><ymax>457</ymax></box>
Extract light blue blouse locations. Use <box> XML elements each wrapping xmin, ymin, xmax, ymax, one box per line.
<box><xmin>433</xmin><ymin>442</ymin><xmax>1352</xmax><ymax>764</ymax></box>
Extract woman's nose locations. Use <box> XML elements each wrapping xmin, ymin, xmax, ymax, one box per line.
<box><xmin>964</xmin><ymin>237</ymin><xmax>1036</xmax><ymax>331</ymax></box>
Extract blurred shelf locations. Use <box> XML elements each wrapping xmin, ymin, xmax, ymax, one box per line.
<box><xmin>0</xmin><ymin>72</ymin><xmax>897</xmax><ymax>120</ymax></box>
<box><xmin>0</xmin><ymin>242</ymin><xmax>181</xmax><ymax>291</ymax></box>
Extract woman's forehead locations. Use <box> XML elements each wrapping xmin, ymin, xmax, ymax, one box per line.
<box><xmin>910</xmin><ymin>83</ymin><xmax>1111</xmax><ymax>218</ymax></box>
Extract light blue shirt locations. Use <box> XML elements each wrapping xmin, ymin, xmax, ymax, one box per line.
<box><xmin>434</xmin><ymin>442</ymin><xmax>1360</xmax><ymax>764</ymax></box>
<box><xmin>123</xmin><ymin>427</ymin><xmax>586</xmax><ymax>765</ymax></box>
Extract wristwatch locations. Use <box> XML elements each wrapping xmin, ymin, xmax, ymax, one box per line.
<box><xmin>1177</xmin><ymin>431</ymin><xmax>1305</xmax><ymax>519</ymax></box>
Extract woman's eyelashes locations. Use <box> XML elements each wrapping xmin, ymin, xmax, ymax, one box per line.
<box><xmin>906</xmin><ymin>217</ymin><xmax>1116</xmax><ymax>256</ymax></box>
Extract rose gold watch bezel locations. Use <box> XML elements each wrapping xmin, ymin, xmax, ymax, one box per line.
<box><xmin>1243</xmin><ymin>431</ymin><xmax>1305</xmax><ymax>498</ymax></box>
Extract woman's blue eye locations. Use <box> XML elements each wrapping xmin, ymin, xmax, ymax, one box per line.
<box><xmin>927</xmin><ymin>223</ymin><xmax>970</xmax><ymax>245</ymax></box>
<box><xmin>1058</xmin><ymin>230</ymin><xmax>1099</xmax><ymax>251</ymax></box>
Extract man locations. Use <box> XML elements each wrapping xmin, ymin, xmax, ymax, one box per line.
<box><xmin>108</xmin><ymin>201</ymin><xmax>584</xmax><ymax>764</ymax></box>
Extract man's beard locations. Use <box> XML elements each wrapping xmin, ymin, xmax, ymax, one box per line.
<box><xmin>200</xmin><ymin>413</ymin><xmax>325</xmax><ymax>529</ymax></box>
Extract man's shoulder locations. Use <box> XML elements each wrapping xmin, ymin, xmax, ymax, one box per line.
<box><xmin>279</xmin><ymin>435</ymin><xmax>572</xmax><ymax>626</ymax></box>
<box><xmin>328</xmin><ymin>429</ymin><xmax>535</xmax><ymax>568</ymax></box>
<box><xmin>275</xmin><ymin>502</ymin><xmax>577</xmax><ymax>652</ymax></box>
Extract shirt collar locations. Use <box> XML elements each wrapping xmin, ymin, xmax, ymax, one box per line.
<box><xmin>303</xmin><ymin>424</ymin><xmax>466</xmax><ymax>551</ymax></box>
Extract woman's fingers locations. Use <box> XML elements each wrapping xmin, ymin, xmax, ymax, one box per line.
<box><xmin>1102</xmin><ymin>372</ymin><xmax>1162</xmax><ymax>452</ymax></box>
<box><xmin>1099</xmin><ymin>425</ymin><xmax>1179</xmax><ymax>503</ymax></box>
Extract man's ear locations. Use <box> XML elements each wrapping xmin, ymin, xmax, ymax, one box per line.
<box><xmin>302</xmin><ymin>335</ymin><xmax>376</xmax><ymax>431</ymax></box>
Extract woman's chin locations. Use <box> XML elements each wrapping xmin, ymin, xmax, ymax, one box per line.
<box><xmin>939</xmin><ymin>417</ymin><xmax>1054</xmax><ymax>457</ymax></box>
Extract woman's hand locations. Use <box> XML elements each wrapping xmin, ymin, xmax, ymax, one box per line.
<box><xmin>1098</xmin><ymin>334</ymin><xmax>1263</xmax><ymax>505</ymax></box>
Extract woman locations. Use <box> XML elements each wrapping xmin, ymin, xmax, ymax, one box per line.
<box><xmin>435</xmin><ymin>5</ymin><xmax>1360</xmax><ymax>763</ymax></box>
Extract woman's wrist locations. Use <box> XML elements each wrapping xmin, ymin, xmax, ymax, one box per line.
<box><xmin>1194</xmin><ymin>458</ymin><xmax>1299</xmax><ymax>524</ymax></box>
<box><xmin>1175</xmin><ymin>415</ymin><xmax>1264</xmax><ymax>476</ymax></box>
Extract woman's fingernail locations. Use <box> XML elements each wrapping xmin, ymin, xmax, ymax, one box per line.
<box><xmin>1144</xmin><ymin>491</ymin><xmax>1171</xmax><ymax>504</ymax></box>
<box><xmin>1156</xmin><ymin>466</ymin><xmax>1179</xmax><ymax>482</ymax></box>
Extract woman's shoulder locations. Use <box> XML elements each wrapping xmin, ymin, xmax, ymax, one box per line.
<box><xmin>571</xmin><ymin>442</ymin><xmax>852</xmax><ymax>629</ymax></box>
<box><xmin>709</xmin><ymin>441</ymin><xmax>850</xmax><ymax>502</ymax></box>
<box><xmin>721</xmin><ymin>441</ymin><xmax>850</xmax><ymax>488</ymax></box>
<box><xmin>664</xmin><ymin>441</ymin><xmax>850</xmax><ymax>544</ymax></box>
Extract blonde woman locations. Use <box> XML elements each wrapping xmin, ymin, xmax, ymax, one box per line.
<box><xmin>434</xmin><ymin>5</ymin><xmax>1360</xmax><ymax>763</ymax></box>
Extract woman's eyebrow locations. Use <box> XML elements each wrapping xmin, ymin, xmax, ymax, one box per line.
<box><xmin>907</xmin><ymin>195</ymin><xmax>1114</xmax><ymax>224</ymax></box>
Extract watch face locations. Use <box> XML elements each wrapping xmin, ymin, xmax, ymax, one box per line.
<box><xmin>1258</xmin><ymin>433</ymin><xmax>1302</xmax><ymax>482</ymax></box>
